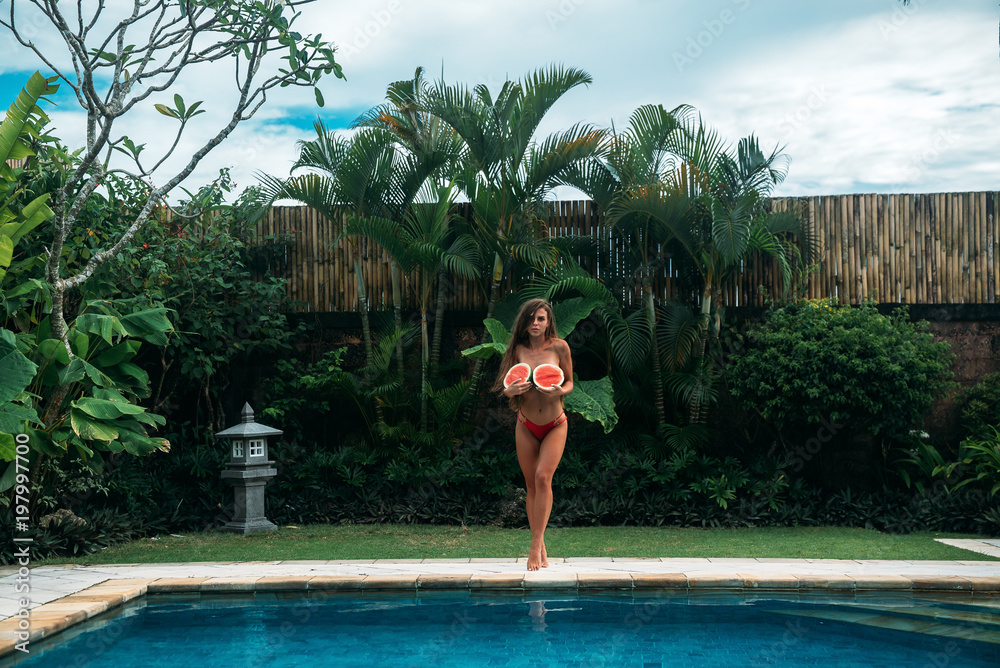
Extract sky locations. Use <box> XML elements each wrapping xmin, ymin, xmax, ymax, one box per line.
<box><xmin>1</xmin><ymin>0</ymin><xmax>998</xmax><ymax>200</ymax></box>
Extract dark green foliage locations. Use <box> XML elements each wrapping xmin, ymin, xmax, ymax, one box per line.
<box><xmin>117</xmin><ymin>173</ymin><xmax>304</xmax><ymax>432</ymax></box>
<box><xmin>955</xmin><ymin>371</ymin><xmax>1000</xmax><ymax>441</ymax></box>
<box><xmin>727</xmin><ymin>300</ymin><xmax>954</xmax><ymax>458</ymax></box>
<box><xmin>1</xmin><ymin>507</ymin><xmax>139</xmax><ymax>563</ymax></box>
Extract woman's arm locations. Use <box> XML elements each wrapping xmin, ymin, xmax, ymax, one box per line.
<box><xmin>559</xmin><ymin>339</ymin><xmax>574</xmax><ymax>396</ymax></box>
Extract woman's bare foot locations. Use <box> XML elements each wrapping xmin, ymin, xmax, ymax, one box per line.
<box><xmin>527</xmin><ymin>541</ymin><xmax>544</xmax><ymax>571</ymax></box>
<box><xmin>541</xmin><ymin>542</ymin><xmax>549</xmax><ymax>568</ymax></box>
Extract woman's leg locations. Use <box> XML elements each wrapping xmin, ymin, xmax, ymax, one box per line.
<box><xmin>515</xmin><ymin>423</ymin><xmax>541</xmax><ymax>569</ymax></box>
<box><xmin>516</xmin><ymin>420</ymin><xmax>567</xmax><ymax>571</ymax></box>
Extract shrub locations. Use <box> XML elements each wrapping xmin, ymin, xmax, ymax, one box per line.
<box><xmin>726</xmin><ymin>299</ymin><xmax>954</xmax><ymax>482</ymax></box>
<box><xmin>954</xmin><ymin>371</ymin><xmax>1000</xmax><ymax>441</ymax></box>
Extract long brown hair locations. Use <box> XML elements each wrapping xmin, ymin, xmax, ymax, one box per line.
<box><xmin>492</xmin><ymin>299</ymin><xmax>558</xmax><ymax>407</ymax></box>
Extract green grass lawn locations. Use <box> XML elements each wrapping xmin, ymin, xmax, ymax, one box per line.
<box><xmin>41</xmin><ymin>525</ymin><xmax>997</xmax><ymax>565</ymax></box>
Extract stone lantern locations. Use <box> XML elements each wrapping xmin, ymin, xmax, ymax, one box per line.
<box><xmin>215</xmin><ymin>403</ymin><xmax>281</xmax><ymax>533</ymax></box>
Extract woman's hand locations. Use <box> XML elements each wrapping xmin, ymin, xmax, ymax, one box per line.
<box><xmin>505</xmin><ymin>380</ymin><xmax>532</xmax><ymax>397</ymax></box>
<box><xmin>534</xmin><ymin>384</ymin><xmax>563</xmax><ymax>397</ymax></box>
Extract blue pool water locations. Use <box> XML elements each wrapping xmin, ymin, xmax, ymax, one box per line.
<box><xmin>7</xmin><ymin>592</ymin><xmax>999</xmax><ymax>667</ymax></box>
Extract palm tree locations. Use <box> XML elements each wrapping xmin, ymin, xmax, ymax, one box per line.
<box><xmin>560</xmin><ymin>103</ymin><xmax>695</xmax><ymax>426</ymax></box>
<box><xmin>341</xmin><ymin>181</ymin><xmax>480</xmax><ymax>431</ymax></box>
<box><xmin>612</xmin><ymin>113</ymin><xmax>818</xmax><ymax>423</ymax></box>
<box><xmin>423</xmin><ymin>64</ymin><xmax>606</xmax><ymax>407</ymax></box>
<box><xmin>257</xmin><ymin>125</ymin><xmax>415</xmax><ymax>406</ymax></box>
<box><xmin>353</xmin><ymin>67</ymin><xmax>466</xmax><ymax>374</ymax></box>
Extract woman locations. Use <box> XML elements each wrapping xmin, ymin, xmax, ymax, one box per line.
<box><xmin>494</xmin><ymin>298</ymin><xmax>573</xmax><ymax>571</ymax></box>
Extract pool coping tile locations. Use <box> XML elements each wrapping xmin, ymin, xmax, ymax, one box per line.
<box><xmin>199</xmin><ymin>577</ymin><xmax>260</xmax><ymax>592</ymax></box>
<box><xmin>469</xmin><ymin>574</ymin><xmax>525</xmax><ymax>589</ymax></box>
<box><xmin>148</xmin><ymin>578</ymin><xmax>209</xmax><ymax>593</ymax></box>
<box><xmin>849</xmin><ymin>574</ymin><xmax>914</xmax><ymax>590</ymax></box>
<box><xmin>361</xmin><ymin>575</ymin><xmax>419</xmax><ymax>590</ymax></box>
<box><xmin>740</xmin><ymin>574</ymin><xmax>800</xmax><ymax>589</ymax></box>
<box><xmin>795</xmin><ymin>575</ymin><xmax>856</xmax><ymax>590</ymax></box>
<box><xmin>306</xmin><ymin>576</ymin><xmax>365</xmax><ymax>591</ymax></box>
<box><xmin>630</xmin><ymin>573</ymin><xmax>688</xmax><ymax>589</ymax></box>
<box><xmin>522</xmin><ymin>573</ymin><xmax>577</xmax><ymax>588</ymax></box>
<box><xmin>417</xmin><ymin>575</ymin><xmax>472</xmax><ymax>589</ymax></box>
<box><xmin>577</xmin><ymin>573</ymin><xmax>634</xmax><ymax>588</ymax></box>
<box><xmin>910</xmin><ymin>576</ymin><xmax>974</xmax><ymax>591</ymax></box>
<box><xmin>686</xmin><ymin>574</ymin><xmax>745</xmax><ymax>589</ymax></box>
<box><xmin>254</xmin><ymin>577</ymin><xmax>311</xmax><ymax>591</ymax></box>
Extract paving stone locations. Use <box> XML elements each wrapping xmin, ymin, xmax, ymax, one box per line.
<box><xmin>910</xmin><ymin>576</ymin><xmax>974</xmax><ymax>591</ymax></box>
<box><xmin>522</xmin><ymin>573</ymin><xmax>577</xmax><ymax>588</ymax></box>
<box><xmin>254</xmin><ymin>577</ymin><xmax>311</xmax><ymax>591</ymax></box>
<box><xmin>687</xmin><ymin>574</ymin><xmax>744</xmax><ymax>588</ymax></box>
<box><xmin>417</xmin><ymin>574</ymin><xmax>472</xmax><ymax>589</ymax></box>
<box><xmin>577</xmin><ymin>573</ymin><xmax>633</xmax><ymax>589</ymax></box>
<box><xmin>740</xmin><ymin>574</ymin><xmax>799</xmax><ymax>589</ymax></box>
<box><xmin>468</xmin><ymin>574</ymin><xmax>524</xmax><ymax>589</ymax></box>
<box><xmin>361</xmin><ymin>575</ymin><xmax>419</xmax><ymax>590</ymax></box>
<box><xmin>199</xmin><ymin>577</ymin><xmax>260</xmax><ymax>591</ymax></box>
<box><xmin>307</xmin><ymin>576</ymin><xmax>365</xmax><ymax>590</ymax></box>
<box><xmin>630</xmin><ymin>573</ymin><xmax>688</xmax><ymax>588</ymax></box>
<box><xmin>147</xmin><ymin>578</ymin><xmax>209</xmax><ymax>593</ymax></box>
<box><xmin>795</xmin><ymin>575</ymin><xmax>856</xmax><ymax>590</ymax></box>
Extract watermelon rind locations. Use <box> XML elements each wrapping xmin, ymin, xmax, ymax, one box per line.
<box><xmin>532</xmin><ymin>363</ymin><xmax>565</xmax><ymax>388</ymax></box>
<box><xmin>503</xmin><ymin>362</ymin><xmax>532</xmax><ymax>388</ymax></box>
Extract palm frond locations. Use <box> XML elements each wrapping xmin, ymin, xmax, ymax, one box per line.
<box><xmin>657</xmin><ymin>301</ymin><xmax>705</xmax><ymax>372</ymax></box>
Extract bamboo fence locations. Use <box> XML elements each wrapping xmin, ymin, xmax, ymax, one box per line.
<box><xmin>252</xmin><ymin>192</ymin><xmax>999</xmax><ymax>312</ymax></box>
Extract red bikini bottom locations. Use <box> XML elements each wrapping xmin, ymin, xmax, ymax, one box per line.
<box><xmin>518</xmin><ymin>409</ymin><xmax>567</xmax><ymax>441</ymax></box>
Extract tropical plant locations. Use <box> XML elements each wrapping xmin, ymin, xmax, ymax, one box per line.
<box><xmin>340</xmin><ymin>181</ymin><xmax>480</xmax><ymax>431</ymax></box>
<box><xmin>353</xmin><ymin>66</ymin><xmax>467</xmax><ymax>374</ymax></box>
<box><xmin>560</xmin><ymin>103</ymin><xmax>691</xmax><ymax>426</ymax></box>
<box><xmin>423</xmin><ymin>64</ymin><xmax>606</xmax><ymax>409</ymax></box>
<box><xmin>954</xmin><ymin>372</ymin><xmax>1000</xmax><ymax>442</ymax></box>
<box><xmin>606</xmin><ymin>108</ymin><xmax>817</xmax><ymax>424</ymax></box>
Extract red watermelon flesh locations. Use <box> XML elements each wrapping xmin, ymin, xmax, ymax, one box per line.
<box><xmin>503</xmin><ymin>362</ymin><xmax>532</xmax><ymax>388</ymax></box>
<box><xmin>532</xmin><ymin>363</ymin><xmax>565</xmax><ymax>388</ymax></box>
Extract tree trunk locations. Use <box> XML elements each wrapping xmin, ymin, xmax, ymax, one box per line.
<box><xmin>391</xmin><ymin>259</ymin><xmax>404</xmax><ymax>382</ymax></box>
<box><xmin>420</xmin><ymin>304</ymin><xmax>429</xmax><ymax>433</ymax></box>
<box><xmin>355</xmin><ymin>254</ymin><xmax>385</xmax><ymax>426</ymax></box>
<box><xmin>430</xmin><ymin>264</ymin><xmax>448</xmax><ymax>377</ymax></box>
<box><xmin>644</xmin><ymin>281</ymin><xmax>666</xmax><ymax>428</ymax></box>
<box><xmin>687</xmin><ymin>285</ymin><xmax>713</xmax><ymax>425</ymax></box>
<box><xmin>462</xmin><ymin>252</ymin><xmax>505</xmax><ymax>422</ymax></box>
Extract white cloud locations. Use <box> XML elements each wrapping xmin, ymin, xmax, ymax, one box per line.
<box><xmin>2</xmin><ymin>0</ymin><xmax>998</xmax><ymax>199</ymax></box>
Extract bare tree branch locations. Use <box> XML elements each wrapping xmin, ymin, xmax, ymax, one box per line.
<box><xmin>3</xmin><ymin>0</ymin><xmax>344</xmax><ymax>345</ymax></box>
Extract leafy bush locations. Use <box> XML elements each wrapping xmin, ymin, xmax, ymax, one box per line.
<box><xmin>0</xmin><ymin>507</ymin><xmax>139</xmax><ymax>563</ymax></box>
<box><xmin>726</xmin><ymin>299</ymin><xmax>954</xmax><ymax>476</ymax></box>
<box><xmin>954</xmin><ymin>372</ymin><xmax>1000</xmax><ymax>441</ymax></box>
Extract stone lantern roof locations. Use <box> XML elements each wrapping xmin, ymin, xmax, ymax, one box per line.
<box><xmin>215</xmin><ymin>403</ymin><xmax>283</xmax><ymax>440</ymax></box>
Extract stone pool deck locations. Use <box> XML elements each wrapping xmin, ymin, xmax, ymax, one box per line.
<box><xmin>1</xmin><ymin>538</ymin><xmax>999</xmax><ymax>659</ymax></box>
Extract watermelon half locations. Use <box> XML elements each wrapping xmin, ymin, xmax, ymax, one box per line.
<box><xmin>503</xmin><ymin>362</ymin><xmax>532</xmax><ymax>388</ymax></box>
<box><xmin>532</xmin><ymin>363</ymin><xmax>565</xmax><ymax>388</ymax></box>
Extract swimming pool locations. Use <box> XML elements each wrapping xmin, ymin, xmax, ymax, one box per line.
<box><xmin>7</xmin><ymin>591</ymin><xmax>999</xmax><ymax>667</ymax></box>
